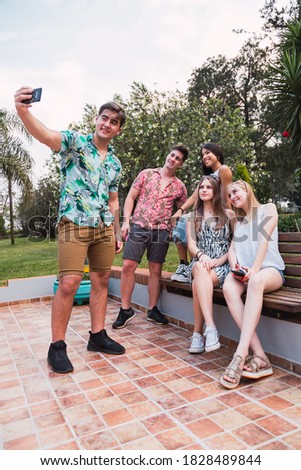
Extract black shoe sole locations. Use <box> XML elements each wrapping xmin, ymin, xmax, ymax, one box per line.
<box><xmin>146</xmin><ymin>317</ymin><xmax>169</xmax><ymax>325</ymax></box>
<box><xmin>112</xmin><ymin>313</ymin><xmax>136</xmax><ymax>329</ymax></box>
<box><xmin>47</xmin><ymin>358</ymin><xmax>74</xmax><ymax>374</ymax></box>
<box><xmin>87</xmin><ymin>344</ymin><xmax>125</xmax><ymax>355</ymax></box>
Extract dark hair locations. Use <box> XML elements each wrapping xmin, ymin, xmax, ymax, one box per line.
<box><xmin>200</xmin><ymin>142</ymin><xmax>224</xmax><ymax>175</ymax></box>
<box><xmin>172</xmin><ymin>143</ymin><xmax>189</xmax><ymax>161</ymax></box>
<box><xmin>194</xmin><ymin>175</ymin><xmax>227</xmax><ymax>231</ymax></box>
<box><xmin>97</xmin><ymin>101</ymin><xmax>126</xmax><ymax>128</ymax></box>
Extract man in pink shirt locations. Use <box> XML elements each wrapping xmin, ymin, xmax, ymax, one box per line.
<box><xmin>112</xmin><ymin>144</ymin><xmax>189</xmax><ymax>328</ymax></box>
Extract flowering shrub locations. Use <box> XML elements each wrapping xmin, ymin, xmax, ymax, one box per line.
<box><xmin>83</xmin><ymin>264</ymin><xmax>90</xmax><ymax>281</ymax></box>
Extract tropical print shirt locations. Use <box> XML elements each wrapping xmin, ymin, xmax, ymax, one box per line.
<box><xmin>57</xmin><ymin>131</ymin><xmax>121</xmax><ymax>227</ymax></box>
<box><xmin>131</xmin><ymin>168</ymin><xmax>187</xmax><ymax>230</ymax></box>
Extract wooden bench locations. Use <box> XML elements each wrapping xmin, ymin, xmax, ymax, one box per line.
<box><xmin>160</xmin><ymin>232</ymin><xmax>301</xmax><ymax>323</ymax></box>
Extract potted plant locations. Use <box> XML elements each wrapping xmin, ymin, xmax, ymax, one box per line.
<box><xmin>53</xmin><ymin>263</ymin><xmax>91</xmax><ymax>306</ymax></box>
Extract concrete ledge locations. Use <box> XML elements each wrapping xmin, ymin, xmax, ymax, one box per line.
<box><xmin>0</xmin><ymin>275</ymin><xmax>56</xmax><ymax>304</ymax></box>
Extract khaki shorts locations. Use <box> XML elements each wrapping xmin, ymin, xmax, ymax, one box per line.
<box><xmin>58</xmin><ymin>217</ymin><xmax>115</xmax><ymax>278</ymax></box>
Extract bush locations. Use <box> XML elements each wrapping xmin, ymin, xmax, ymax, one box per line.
<box><xmin>278</xmin><ymin>212</ymin><xmax>301</xmax><ymax>232</ymax></box>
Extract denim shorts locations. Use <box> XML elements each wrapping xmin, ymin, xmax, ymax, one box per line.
<box><xmin>172</xmin><ymin>215</ymin><xmax>187</xmax><ymax>246</ymax></box>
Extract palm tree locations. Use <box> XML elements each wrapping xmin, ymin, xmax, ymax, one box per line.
<box><xmin>0</xmin><ymin>109</ymin><xmax>33</xmax><ymax>244</ymax></box>
<box><xmin>268</xmin><ymin>18</ymin><xmax>301</xmax><ymax>158</ymax></box>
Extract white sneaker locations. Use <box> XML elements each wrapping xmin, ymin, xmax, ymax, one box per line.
<box><xmin>189</xmin><ymin>332</ymin><xmax>205</xmax><ymax>353</ymax></box>
<box><xmin>170</xmin><ymin>263</ymin><xmax>189</xmax><ymax>283</ymax></box>
<box><xmin>204</xmin><ymin>327</ymin><xmax>220</xmax><ymax>352</ymax></box>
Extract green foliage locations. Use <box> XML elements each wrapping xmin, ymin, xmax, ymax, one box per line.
<box><xmin>234</xmin><ymin>163</ymin><xmax>251</xmax><ymax>183</ymax></box>
<box><xmin>268</xmin><ymin>18</ymin><xmax>301</xmax><ymax>159</ymax></box>
<box><xmin>278</xmin><ymin>212</ymin><xmax>301</xmax><ymax>231</ymax></box>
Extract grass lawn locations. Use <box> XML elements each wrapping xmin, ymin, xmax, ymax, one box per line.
<box><xmin>0</xmin><ymin>237</ymin><xmax>179</xmax><ymax>283</ymax></box>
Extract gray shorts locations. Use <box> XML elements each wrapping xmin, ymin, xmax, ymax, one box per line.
<box><xmin>123</xmin><ymin>224</ymin><xmax>170</xmax><ymax>264</ymax></box>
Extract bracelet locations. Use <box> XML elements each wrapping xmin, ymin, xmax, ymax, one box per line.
<box><xmin>196</xmin><ymin>251</ymin><xmax>203</xmax><ymax>260</ymax></box>
<box><xmin>179</xmin><ymin>207</ymin><xmax>184</xmax><ymax>214</ymax></box>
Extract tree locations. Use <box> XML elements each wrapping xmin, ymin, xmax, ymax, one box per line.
<box><xmin>0</xmin><ymin>109</ymin><xmax>33</xmax><ymax>244</ymax></box>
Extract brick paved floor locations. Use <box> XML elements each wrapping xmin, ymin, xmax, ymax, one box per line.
<box><xmin>0</xmin><ymin>298</ymin><xmax>301</xmax><ymax>450</ymax></box>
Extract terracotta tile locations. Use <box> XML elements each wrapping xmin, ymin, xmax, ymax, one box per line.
<box><xmin>186</xmin><ymin>417</ymin><xmax>223</xmax><ymax>439</ymax></box>
<box><xmin>80</xmin><ymin>430</ymin><xmax>118</xmax><ymax>450</ymax></box>
<box><xmin>211</xmin><ymin>409</ymin><xmax>250</xmax><ymax>429</ymax></box>
<box><xmin>80</xmin><ymin>378</ymin><xmax>104</xmax><ymax>390</ymax></box>
<box><xmin>156</xmin><ymin>393</ymin><xmax>187</xmax><ymax>410</ymax></box>
<box><xmin>145</xmin><ymin>364</ymin><xmax>168</xmax><ymax>374</ymax></box>
<box><xmin>142</xmin><ymin>413</ymin><xmax>176</xmax><ymax>433</ymax></box>
<box><xmin>59</xmin><ymin>393</ymin><xmax>88</xmax><ymax>408</ymax></box>
<box><xmin>103</xmin><ymin>408</ymin><xmax>134</xmax><ymax>426</ymax></box>
<box><xmin>205</xmin><ymin>432</ymin><xmax>248</xmax><ymax>450</ymax></box>
<box><xmin>233</xmin><ymin>423</ymin><xmax>273</xmax><ymax>446</ymax></box>
<box><xmin>278</xmin><ymin>387</ymin><xmax>301</xmax><ymax>405</ymax></box>
<box><xmin>50</xmin><ymin>441</ymin><xmax>80</xmax><ymax>450</ymax></box>
<box><xmin>34</xmin><ymin>410</ymin><xmax>65</xmax><ymax>430</ymax></box>
<box><xmin>170</xmin><ymin>404</ymin><xmax>204</xmax><ymax>423</ymax></box>
<box><xmin>110</xmin><ymin>381</ymin><xmax>138</xmax><ymax>395</ymax></box>
<box><xmin>156</xmin><ymin>371</ymin><xmax>182</xmax><ymax>383</ymax></box>
<box><xmin>177</xmin><ymin>366</ymin><xmax>200</xmax><ymax>377</ymax></box>
<box><xmin>281</xmin><ymin>405</ymin><xmax>301</xmax><ymax>426</ymax></box>
<box><xmin>282</xmin><ymin>430</ymin><xmax>301</xmax><ymax>449</ymax></box>
<box><xmin>123</xmin><ymin>436</ymin><xmax>164</xmax><ymax>450</ymax></box>
<box><xmin>62</xmin><ymin>403</ymin><xmax>97</xmax><ymax>425</ymax></box>
<box><xmin>39</xmin><ymin>424</ymin><xmax>74</xmax><ymax>448</ymax></box>
<box><xmin>0</xmin><ymin>406</ymin><xmax>30</xmax><ymax>425</ymax></box>
<box><xmin>257</xmin><ymin>415</ymin><xmax>297</xmax><ymax>436</ymax></box>
<box><xmin>112</xmin><ymin>421</ymin><xmax>148</xmax><ymax>444</ymax></box>
<box><xmin>129</xmin><ymin>401</ymin><xmax>161</xmax><ymax>418</ymax></box>
<box><xmin>236</xmin><ymin>402</ymin><xmax>271</xmax><ymax>421</ymax></box>
<box><xmin>85</xmin><ymin>386</ymin><xmax>113</xmax><ymax>401</ymax></box>
<box><xmin>134</xmin><ymin>376</ymin><xmax>160</xmax><ymax>388</ymax></box>
<box><xmin>92</xmin><ymin>396</ymin><xmax>123</xmax><ymax>414</ymax></box>
<box><xmin>4</xmin><ymin>433</ymin><xmax>39</xmax><ymax>450</ymax></box>
<box><xmin>3</xmin><ymin>417</ymin><xmax>35</xmax><ymax>441</ymax></box>
<box><xmin>259</xmin><ymin>440</ymin><xmax>290</xmax><ymax>450</ymax></box>
<box><xmin>156</xmin><ymin>427</ymin><xmax>195</xmax><ymax>449</ymax></box>
<box><xmin>194</xmin><ymin>397</ymin><xmax>227</xmax><ymax>415</ymax></box>
<box><xmin>259</xmin><ymin>394</ymin><xmax>293</xmax><ymax>411</ymax></box>
<box><xmin>187</xmin><ymin>373</ymin><xmax>213</xmax><ymax>386</ymax></box>
<box><xmin>118</xmin><ymin>390</ymin><xmax>148</xmax><ymax>405</ymax></box>
<box><xmin>73</xmin><ymin>415</ymin><xmax>105</xmax><ymax>437</ymax></box>
<box><xmin>180</xmin><ymin>387</ymin><xmax>208</xmax><ymax>402</ymax></box>
<box><xmin>218</xmin><ymin>391</ymin><xmax>249</xmax><ymax>407</ymax></box>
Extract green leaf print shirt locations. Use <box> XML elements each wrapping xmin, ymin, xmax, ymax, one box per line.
<box><xmin>57</xmin><ymin>131</ymin><xmax>122</xmax><ymax>227</ymax></box>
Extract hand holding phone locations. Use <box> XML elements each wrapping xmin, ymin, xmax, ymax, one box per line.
<box><xmin>21</xmin><ymin>87</ymin><xmax>42</xmax><ymax>104</ymax></box>
<box><xmin>231</xmin><ymin>268</ymin><xmax>247</xmax><ymax>277</ymax></box>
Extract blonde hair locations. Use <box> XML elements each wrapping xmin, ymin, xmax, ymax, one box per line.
<box><xmin>227</xmin><ymin>180</ymin><xmax>259</xmax><ymax>220</ymax></box>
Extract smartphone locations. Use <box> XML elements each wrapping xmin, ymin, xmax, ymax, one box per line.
<box><xmin>231</xmin><ymin>269</ymin><xmax>246</xmax><ymax>277</ymax></box>
<box><xmin>22</xmin><ymin>87</ymin><xmax>42</xmax><ymax>104</ymax></box>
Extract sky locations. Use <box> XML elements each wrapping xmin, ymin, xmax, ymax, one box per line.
<box><xmin>0</xmin><ymin>0</ymin><xmax>291</xmax><ymax>181</ymax></box>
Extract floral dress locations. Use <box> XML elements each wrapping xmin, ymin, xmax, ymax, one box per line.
<box><xmin>187</xmin><ymin>219</ymin><xmax>231</xmax><ymax>288</ymax></box>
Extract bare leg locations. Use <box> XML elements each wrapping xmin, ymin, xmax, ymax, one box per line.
<box><xmin>120</xmin><ymin>259</ymin><xmax>138</xmax><ymax>309</ymax></box>
<box><xmin>51</xmin><ymin>274</ymin><xmax>82</xmax><ymax>342</ymax></box>
<box><xmin>192</xmin><ymin>263</ymin><xmax>218</xmax><ymax>328</ymax></box>
<box><xmin>148</xmin><ymin>261</ymin><xmax>162</xmax><ymax>309</ymax></box>
<box><xmin>89</xmin><ymin>271</ymin><xmax>111</xmax><ymax>332</ymax></box>
<box><xmin>223</xmin><ymin>274</ymin><xmax>263</xmax><ymax>354</ymax></box>
<box><xmin>192</xmin><ymin>281</ymin><xmax>204</xmax><ymax>333</ymax></box>
<box><xmin>222</xmin><ymin>269</ymin><xmax>283</xmax><ymax>385</ymax></box>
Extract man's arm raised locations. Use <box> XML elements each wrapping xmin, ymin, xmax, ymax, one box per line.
<box><xmin>14</xmin><ymin>86</ymin><xmax>62</xmax><ymax>152</ymax></box>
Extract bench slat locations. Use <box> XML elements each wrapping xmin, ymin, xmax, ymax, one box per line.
<box><xmin>279</xmin><ymin>243</ymin><xmax>301</xmax><ymax>253</ymax></box>
<box><xmin>279</xmin><ymin>232</ymin><xmax>301</xmax><ymax>242</ymax></box>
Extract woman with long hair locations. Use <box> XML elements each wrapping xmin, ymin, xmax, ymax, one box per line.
<box><xmin>220</xmin><ymin>180</ymin><xmax>285</xmax><ymax>389</ymax></box>
<box><xmin>171</xmin><ymin>143</ymin><xmax>232</xmax><ymax>283</ymax></box>
<box><xmin>186</xmin><ymin>175</ymin><xmax>235</xmax><ymax>354</ymax></box>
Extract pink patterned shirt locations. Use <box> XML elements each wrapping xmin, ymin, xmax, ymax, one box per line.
<box><xmin>131</xmin><ymin>168</ymin><xmax>187</xmax><ymax>230</ymax></box>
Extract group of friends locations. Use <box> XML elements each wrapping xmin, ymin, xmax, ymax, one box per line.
<box><xmin>14</xmin><ymin>88</ymin><xmax>285</xmax><ymax>390</ymax></box>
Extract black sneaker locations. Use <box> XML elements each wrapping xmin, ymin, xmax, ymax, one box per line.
<box><xmin>47</xmin><ymin>340</ymin><xmax>74</xmax><ymax>374</ymax></box>
<box><xmin>147</xmin><ymin>306</ymin><xmax>169</xmax><ymax>325</ymax></box>
<box><xmin>87</xmin><ymin>329</ymin><xmax>125</xmax><ymax>355</ymax></box>
<box><xmin>112</xmin><ymin>307</ymin><xmax>136</xmax><ymax>329</ymax></box>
